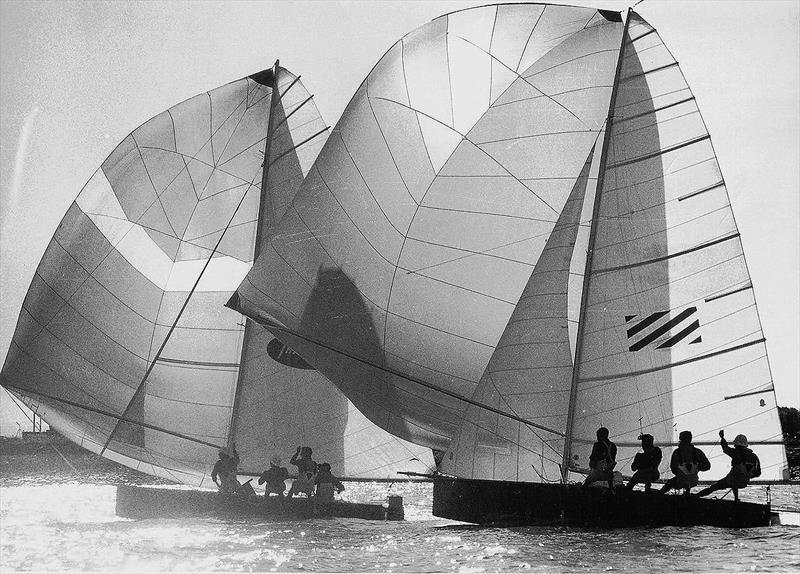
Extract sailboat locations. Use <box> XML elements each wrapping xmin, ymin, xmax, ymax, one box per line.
<box><xmin>0</xmin><ymin>62</ymin><xmax>434</xmax><ymax>497</ymax></box>
<box><xmin>229</xmin><ymin>4</ymin><xmax>790</xmax><ymax>527</ymax></box>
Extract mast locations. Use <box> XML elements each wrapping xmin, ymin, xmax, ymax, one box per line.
<box><xmin>560</xmin><ymin>9</ymin><xmax>632</xmax><ymax>483</ymax></box>
<box><xmin>227</xmin><ymin>60</ymin><xmax>282</xmax><ymax>448</ymax></box>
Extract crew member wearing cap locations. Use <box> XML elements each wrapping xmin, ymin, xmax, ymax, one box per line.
<box><xmin>625</xmin><ymin>434</ymin><xmax>662</xmax><ymax>492</ymax></box>
<box><xmin>212</xmin><ymin>444</ymin><xmax>240</xmax><ymax>495</ymax></box>
<box><xmin>696</xmin><ymin>430</ymin><xmax>761</xmax><ymax>501</ymax></box>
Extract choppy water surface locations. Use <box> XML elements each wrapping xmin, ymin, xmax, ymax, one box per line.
<box><xmin>1</xmin><ymin>472</ymin><xmax>798</xmax><ymax>572</ymax></box>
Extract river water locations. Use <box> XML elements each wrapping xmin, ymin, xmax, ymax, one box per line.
<box><xmin>1</xmin><ymin>470</ymin><xmax>798</xmax><ymax>573</ymax></box>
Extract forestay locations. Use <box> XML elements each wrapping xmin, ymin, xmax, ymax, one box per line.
<box><xmin>1</xmin><ymin>66</ymin><xmax>433</xmax><ymax>487</ymax></box>
<box><xmin>232</xmin><ymin>4</ymin><xmax>628</xmax><ymax>451</ymax></box>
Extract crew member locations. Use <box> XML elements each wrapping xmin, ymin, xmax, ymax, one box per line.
<box><xmin>212</xmin><ymin>444</ymin><xmax>240</xmax><ymax>495</ymax></box>
<box><xmin>287</xmin><ymin>446</ymin><xmax>317</xmax><ymax>498</ymax></box>
<box><xmin>659</xmin><ymin>431</ymin><xmax>710</xmax><ymax>495</ymax></box>
<box><xmin>625</xmin><ymin>434</ymin><xmax>662</xmax><ymax>492</ymax></box>
<box><xmin>258</xmin><ymin>455</ymin><xmax>289</xmax><ymax>498</ymax></box>
<box><xmin>583</xmin><ymin>427</ymin><xmax>617</xmax><ymax>489</ymax></box>
<box><xmin>696</xmin><ymin>430</ymin><xmax>760</xmax><ymax>501</ymax></box>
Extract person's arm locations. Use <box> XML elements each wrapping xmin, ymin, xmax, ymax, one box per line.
<box><xmin>631</xmin><ymin>453</ymin><xmax>641</xmax><ymax>471</ymax></box>
<box><xmin>211</xmin><ymin>462</ymin><xmax>220</xmax><ymax>485</ymax></box>
<box><xmin>720</xmin><ymin>437</ymin><xmax>736</xmax><ymax>458</ymax></box>
<box><xmin>670</xmin><ymin>450</ymin><xmax>680</xmax><ymax>475</ymax></box>
<box><xmin>749</xmin><ymin>454</ymin><xmax>761</xmax><ymax>478</ymax></box>
<box><xmin>290</xmin><ymin>447</ymin><xmax>301</xmax><ymax>465</ymax></box>
<box><xmin>718</xmin><ymin>430</ymin><xmax>735</xmax><ymax>458</ymax></box>
<box><xmin>588</xmin><ymin>443</ymin><xmax>600</xmax><ymax>468</ymax></box>
<box><xmin>257</xmin><ymin>471</ymin><xmax>267</xmax><ymax>485</ymax></box>
<box><xmin>696</xmin><ymin>448</ymin><xmax>711</xmax><ymax>472</ymax></box>
<box><xmin>654</xmin><ymin>447</ymin><xmax>663</xmax><ymax>467</ymax></box>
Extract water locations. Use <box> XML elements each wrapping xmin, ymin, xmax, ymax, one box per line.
<box><xmin>1</xmin><ymin>471</ymin><xmax>799</xmax><ymax>572</ymax></box>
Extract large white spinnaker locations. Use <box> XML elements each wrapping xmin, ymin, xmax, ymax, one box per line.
<box><xmin>1</xmin><ymin>65</ymin><xmax>433</xmax><ymax>487</ymax></box>
<box><xmin>232</xmin><ymin>4</ymin><xmax>628</xmax><ymax>451</ymax></box>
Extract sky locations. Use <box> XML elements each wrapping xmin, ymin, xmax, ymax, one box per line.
<box><xmin>0</xmin><ymin>0</ymin><xmax>798</xmax><ymax>435</ymax></box>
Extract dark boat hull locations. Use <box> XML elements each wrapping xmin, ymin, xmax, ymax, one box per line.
<box><xmin>116</xmin><ymin>485</ymin><xmax>403</xmax><ymax>521</ymax></box>
<box><xmin>432</xmin><ymin>477</ymin><xmax>771</xmax><ymax>528</ymax></box>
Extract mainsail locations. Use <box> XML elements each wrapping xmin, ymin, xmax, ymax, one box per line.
<box><xmin>231</xmin><ymin>4</ymin><xmax>629</xmax><ymax>451</ymax></box>
<box><xmin>442</xmin><ymin>9</ymin><xmax>788</xmax><ymax>483</ymax></box>
<box><xmin>1</xmin><ymin>64</ymin><xmax>433</xmax><ymax>486</ymax></box>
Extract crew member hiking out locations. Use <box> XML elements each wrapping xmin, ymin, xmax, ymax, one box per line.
<box><xmin>211</xmin><ymin>445</ymin><xmax>240</xmax><ymax>495</ymax></box>
<box><xmin>583</xmin><ymin>427</ymin><xmax>617</xmax><ymax>490</ymax></box>
<box><xmin>625</xmin><ymin>434</ymin><xmax>662</xmax><ymax>492</ymax></box>
<box><xmin>314</xmin><ymin>462</ymin><xmax>344</xmax><ymax>514</ymax></box>
<box><xmin>659</xmin><ymin>431</ymin><xmax>710</xmax><ymax>495</ymax></box>
<box><xmin>696</xmin><ymin>430</ymin><xmax>761</xmax><ymax>501</ymax></box>
<box><xmin>287</xmin><ymin>446</ymin><xmax>317</xmax><ymax>498</ymax></box>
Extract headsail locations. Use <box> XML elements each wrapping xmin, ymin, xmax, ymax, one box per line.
<box><xmin>442</xmin><ymin>143</ymin><xmax>599</xmax><ymax>482</ymax></box>
<box><xmin>231</xmin><ymin>4</ymin><xmax>628</xmax><ymax>451</ymax></box>
<box><xmin>1</xmin><ymin>65</ymin><xmax>433</xmax><ymax>486</ymax></box>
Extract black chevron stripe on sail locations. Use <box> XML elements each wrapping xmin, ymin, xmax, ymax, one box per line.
<box><xmin>656</xmin><ymin>319</ymin><xmax>701</xmax><ymax>349</ymax></box>
<box><xmin>628</xmin><ymin>307</ymin><xmax>698</xmax><ymax>352</ymax></box>
<box><xmin>626</xmin><ymin>310</ymin><xmax>669</xmax><ymax>338</ymax></box>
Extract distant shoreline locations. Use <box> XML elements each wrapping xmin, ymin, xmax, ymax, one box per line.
<box><xmin>0</xmin><ymin>432</ymin><xmax>169</xmax><ymax>484</ymax></box>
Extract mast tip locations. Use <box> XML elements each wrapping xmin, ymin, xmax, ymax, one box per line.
<box><xmin>250</xmin><ymin>68</ymin><xmax>276</xmax><ymax>87</ymax></box>
<box><xmin>598</xmin><ymin>9</ymin><xmax>623</xmax><ymax>22</ymax></box>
